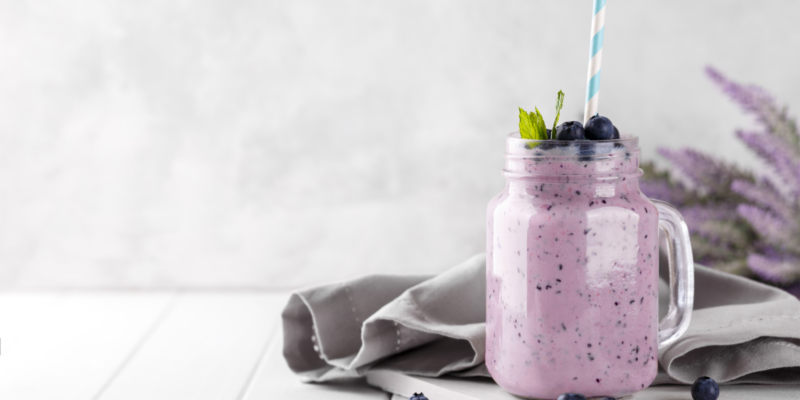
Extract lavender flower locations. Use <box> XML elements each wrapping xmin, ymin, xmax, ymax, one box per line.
<box><xmin>731</xmin><ymin>179</ymin><xmax>793</xmax><ymax>220</ymax></box>
<box><xmin>639</xmin><ymin>179</ymin><xmax>687</xmax><ymax>206</ymax></box>
<box><xmin>642</xmin><ymin>67</ymin><xmax>800</xmax><ymax>295</ymax></box>
<box><xmin>747</xmin><ymin>253</ymin><xmax>800</xmax><ymax>285</ymax></box>
<box><xmin>706</xmin><ymin>66</ymin><xmax>800</xmax><ymax>154</ymax></box>
<box><xmin>737</xmin><ymin>204</ymin><xmax>796</xmax><ymax>250</ymax></box>
<box><xmin>705</xmin><ymin>66</ymin><xmax>774</xmax><ymax>121</ymax></box>
<box><xmin>736</xmin><ymin>131</ymin><xmax>800</xmax><ymax>195</ymax></box>
<box><xmin>658</xmin><ymin>148</ymin><xmax>748</xmax><ymax>189</ymax></box>
<box><xmin>679</xmin><ymin>205</ymin><xmax>739</xmax><ymax>227</ymax></box>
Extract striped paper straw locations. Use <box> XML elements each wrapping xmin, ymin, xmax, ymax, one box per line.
<box><xmin>583</xmin><ymin>0</ymin><xmax>606</xmax><ymax>125</ymax></box>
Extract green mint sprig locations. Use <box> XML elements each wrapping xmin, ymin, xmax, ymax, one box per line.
<box><xmin>518</xmin><ymin>107</ymin><xmax>548</xmax><ymax>141</ymax></box>
<box><xmin>519</xmin><ymin>91</ymin><xmax>565</xmax><ymax>145</ymax></box>
<box><xmin>552</xmin><ymin>90</ymin><xmax>564</xmax><ymax>135</ymax></box>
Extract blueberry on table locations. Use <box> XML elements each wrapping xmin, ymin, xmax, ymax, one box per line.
<box><xmin>556</xmin><ymin>394</ymin><xmax>586</xmax><ymax>400</ymax></box>
<box><xmin>691</xmin><ymin>376</ymin><xmax>719</xmax><ymax>400</ymax></box>
<box><xmin>555</xmin><ymin>121</ymin><xmax>586</xmax><ymax>140</ymax></box>
<box><xmin>584</xmin><ymin>115</ymin><xmax>617</xmax><ymax>140</ymax></box>
<box><xmin>409</xmin><ymin>392</ymin><xmax>429</xmax><ymax>400</ymax></box>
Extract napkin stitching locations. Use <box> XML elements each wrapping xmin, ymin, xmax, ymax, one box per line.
<box><xmin>343</xmin><ymin>285</ymin><xmax>361</xmax><ymax>324</ymax></box>
<box><xmin>679</xmin><ymin>339</ymin><xmax>800</xmax><ymax>368</ymax></box>
<box><xmin>394</xmin><ymin>322</ymin><xmax>401</xmax><ymax>352</ymax></box>
<box><xmin>689</xmin><ymin>315</ymin><xmax>800</xmax><ymax>333</ymax></box>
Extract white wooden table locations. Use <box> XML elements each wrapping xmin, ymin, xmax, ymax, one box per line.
<box><xmin>0</xmin><ymin>291</ymin><xmax>387</xmax><ymax>400</ymax></box>
<box><xmin>2</xmin><ymin>291</ymin><xmax>797</xmax><ymax>400</ymax></box>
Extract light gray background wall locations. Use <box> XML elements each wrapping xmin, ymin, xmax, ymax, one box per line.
<box><xmin>0</xmin><ymin>1</ymin><xmax>798</xmax><ymax>288</ymax></box>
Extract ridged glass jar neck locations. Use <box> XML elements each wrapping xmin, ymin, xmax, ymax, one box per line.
<box><xmin>503</xmin><ymin>133</ymin><xmax>642</xmax><ymax>183</ymax></box>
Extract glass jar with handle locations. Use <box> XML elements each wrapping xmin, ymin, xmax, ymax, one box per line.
<box><xmin>486</xmin><ymin>134</ymin><xmax>693</xmax><ymax>399</ymax></box>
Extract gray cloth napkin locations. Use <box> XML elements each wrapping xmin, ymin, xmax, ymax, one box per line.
<box><xmin>282</xmin><ymin>253</ymin><xmax>800</xmax><ymax>385</ymax></box>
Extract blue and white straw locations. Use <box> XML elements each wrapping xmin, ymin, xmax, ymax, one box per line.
<box><xmin>584</xmin><ymin>0</ymin><xmax>606</xmax><ymax>125</ymax></box>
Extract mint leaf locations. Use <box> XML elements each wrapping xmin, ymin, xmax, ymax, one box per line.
<box><xmin>518</xmin><ymin>91</ymin><xmax>566</xmax><ymax>145</ymax></box>
<box><xmin>552</xmin><ymin>90</ymin><xmax>564</xmax><ymax>138</ymax></box>
<box><xmin>533</xmin><ymin>107</ymin><xmax>548</xmax><ymax>140</ymax></box>
<box><xmin>519</xmin><ymin>107</ymin><xmax>535</xmax><ymax>139</ymax></box>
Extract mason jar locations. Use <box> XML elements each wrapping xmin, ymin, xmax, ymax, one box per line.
<box><xmin>485</xmin><ymin>134</ymin><xmax>694</xmax><ymax>399</ymax></box>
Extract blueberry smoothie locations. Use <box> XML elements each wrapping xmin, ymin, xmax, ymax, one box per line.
<box><xmin>485</xmin><ymin>133</ymin><xmax>660</xmax><ymax>399</ymax></box>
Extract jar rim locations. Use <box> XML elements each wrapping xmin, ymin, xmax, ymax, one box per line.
<box><xmin>503</xmin><ymin>132</ymin><xmax>642</xmax><ymax>178</ymax></box>
<box><xmin>506</xmin><ymin>132</ymin><xmax>640</xmax><ymax>157</ymax></box>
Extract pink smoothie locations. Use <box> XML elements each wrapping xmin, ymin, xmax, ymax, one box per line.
<box><xmin>486</xmin><ymin>137</ymin><xmax>660</xmax><ymax>399</ymax></box>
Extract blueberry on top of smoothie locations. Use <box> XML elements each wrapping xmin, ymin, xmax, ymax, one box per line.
<box><xmin>584</xmin><ymin>114</ymin><xmax>620</xmax><ymax>140</ymax></box>
<box><xmin>557</xmin><ymin>394</ymin><xmax>586</xmax><ymax>400</ymax></box>
<box><xmin>691</xmin><ymin>377</ymin><xmax>719</xmax><ymax>400</ymax></box>
<box><xmin>555</xmin><ymin>121</ymin><xmax>586</xmax><ymax>140</ymax></box>
<box><xmin>409</xmin><ymin>392</ymin><xmax>429</xmax><ymax>400</ymax></box>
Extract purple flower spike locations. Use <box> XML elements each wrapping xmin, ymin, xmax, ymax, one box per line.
<box><xmin>737</xmin><ymin>204</ymin><xmax>796</xmax><ymax>249</ymax></box>
<box><xmin>657</xmin><ymin>147</ymin><xmax>749</xmax><ymax>189</ymax></box>
<box><xmin>639</xmin><ymin>180</ymin><xmax>687</xmax><ymax>205</ymax></box>
<box><xmin>642</xmin><ymin>66</ymin><xmax>800</xmax><ymax>293</ymax></box>
<box><xmin>705</xmin><ymin>66</ymin><xmax>775</xmax><ymax>122</ymax></box>
<box><xmin>707</xmin><ymin>66</ymin><xmax>800</xmax><ymax>156</ymax></box>
<box><xmin>736</xmin><ymin>131</ymin><xmax>800</xmax><ymax>195</ymax></box>
<box><xmin>747</xmin><ymin>253</ymin><xmax>800</xmax><ymax>285</ymax></box>
<box><xmin>730</xmin><ymin>179</ymin><xmax>793</xmax><ymax>220</ymax></box>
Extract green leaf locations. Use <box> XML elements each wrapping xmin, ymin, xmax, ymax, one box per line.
<box><xmin>519</xmin><ymin>107</ymin><xmax>535</xmax><ymax>139</ymax></box>
<box><xmin>552</xmin><ymin>90</ymin><xmax>564</xmax><ymax>138</ymax></box>
<box><xmin>519</xmin><ymin>104</ymin><xmax>552</xmax><ymax>147</ymax></box>
<box><xmin>533</xmin><ymin>107</ymin><xmax>548</xmax><ymax>140</ymax></box>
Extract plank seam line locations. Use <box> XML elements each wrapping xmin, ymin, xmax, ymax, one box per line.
<box><xmin>91</xmin><ymin>292</ymin><xmax>183</xmax><ymax>400</ymax></box>
<box><xmin>236</xmin><ymin>320</ymin><xmax>281</xmax><ymax>400</ymax></box>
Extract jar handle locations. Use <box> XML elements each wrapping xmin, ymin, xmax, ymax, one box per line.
<box><xmin>654</xmin><ymin>199</ymin><xmax>694</xmax><ymax>348</ymax></box>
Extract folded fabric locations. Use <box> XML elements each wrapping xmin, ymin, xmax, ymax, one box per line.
<box><xmin>282</xmin><ymin>253</ymin><xmax>800</xmax><ymax>385</ymax></box>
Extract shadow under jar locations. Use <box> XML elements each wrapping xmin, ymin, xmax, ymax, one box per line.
<box><xmin>485</xmin><ymin>134</ymin><xmax>693</xmax><ymax>399</ymax></box>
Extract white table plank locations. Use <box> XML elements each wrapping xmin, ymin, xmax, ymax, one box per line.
<box><xmin>98</xmin><ymin>292</ymin><xmax>286</xmax><ymax>400</ymax></box>
<box><xmin>242</xmin><ymin>305</ymin><xmax>389</xmax><ymax>400</ymax></box>
<box><xmin>0</xmin><ymin>291</ymin><xmax>63</xmax><ymax>348</ymax></box>
<box><xmin>0</xmin><ymin>291</ymin><xmax>175</xmax><ymax>400</ymax></box>
<box><xmin>380</xmin><ymin>372</ymin><xmax>800</xmax><ymax>400</ymax></box>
